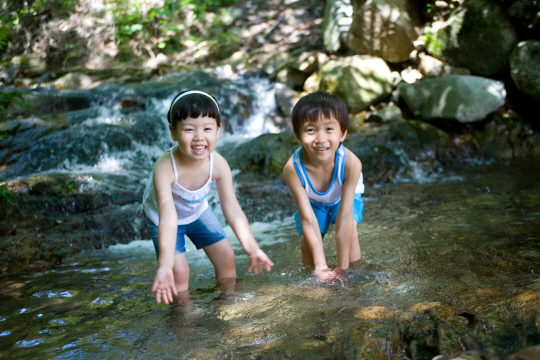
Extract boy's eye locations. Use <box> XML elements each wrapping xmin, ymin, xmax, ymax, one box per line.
<box><xmin>327</xmin><ymin>127</ymin><xmax>334</xmax><ymax>131</ymax></box>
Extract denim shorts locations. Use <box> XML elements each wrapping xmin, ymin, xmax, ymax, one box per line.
<box><xmin>146</xmin><ymin>207</ymin><xmax>227</xmax><ymax>258</ymax></box>
<box><xmin>295</xmin><ymin>193</ymin><xmax>364</xmax><ymax>238</ymax></box>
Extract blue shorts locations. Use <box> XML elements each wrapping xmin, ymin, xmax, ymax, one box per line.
<box><xmin>146</xmin><ymin>207</ymin><xmax>227</xmax><ymax>258</ymax></box>
<box><xmin>295</xmin><ymin>193</ymin><xmax>364</xmax><ymax>238</ymax></box>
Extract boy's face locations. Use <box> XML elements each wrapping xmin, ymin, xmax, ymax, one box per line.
<box><xmin>170</xmin><ymin>115</ymin><xmax>222</xmax><ymax>161</ymax></box>
<box><xmin>296</xmin><ymin>116</ymin><xmax>347</xmax><ymax>162</ymax></box>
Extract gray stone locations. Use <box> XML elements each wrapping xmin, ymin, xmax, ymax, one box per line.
<box><xmin>398</xmin><ymin>75</ymin><xmax>506</xmax><ymax>123</ymax></box>
<box><xmin>510</xmin><ymin>40</ymin><xmax>540</xmax><ymax>102</ymax></box>
<box><xmin>425</xmin><ymin>0</ymin><xmax>518</xmax><ymax>76</ymax></box>
<box><xmin>368</xmin><ymin>105</ymin><xmax>403</xmax><ymax>123</ymax></box>
<box><xmin>304</xmin><ymin>55</ymin><xmax>393</xmax><ymax>113</ymax></box>
<box><xmin>0</xmin><ymin>66</ymin><xmax>20</xmax><ymax>84</ymax></box>
<box><xmin>347</xmin><ymin>0</ymin><xmax>421</xmax><ymax>63</ymax></box>
<box><xmin>274</xmin><ymin>83</ymin><xmax>295</xmax><ymax>117</ymax></box>
<box><xmin>322</xmin><ymin>0</ymin><xmax>354</xmax><ymax>53</ymax></box>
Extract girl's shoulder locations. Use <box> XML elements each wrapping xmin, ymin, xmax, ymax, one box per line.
<box><xmin>153</xmin><ymin>149</ymin><xmax>175</xmax><ymax>180</ymax></box>
<box><xmin>211</xmin><ymin>151</ymin><xmax>230</xmax><ymax>180</ymax></box>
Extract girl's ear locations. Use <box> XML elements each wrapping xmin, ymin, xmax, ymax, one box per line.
<box><xmin>169</xmin><ymin>125</ymin><xmax>177</xmax><ymax>141</ymax></box>
<box><xmin>216</xmin><ymin>123</ymin><xmax>222</xmax><ymax>140</ymax></box>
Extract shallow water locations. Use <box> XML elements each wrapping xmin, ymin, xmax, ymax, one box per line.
<box><xmin>1</xmin><ymin>160</ymin><xmax>539</xmax><ymax>359</ymax></box>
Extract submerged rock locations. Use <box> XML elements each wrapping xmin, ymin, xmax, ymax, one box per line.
<box><xmin>424</xmin><ymin>0</ymin><xmax>518</xmax><ymax>76</ymax></box>
<box><xmin>398</xmin><ymin>75</ymin><xmax>506</xmax><ymax>123</ymax></box>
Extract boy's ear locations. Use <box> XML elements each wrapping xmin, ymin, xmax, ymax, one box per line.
<box><xmin>169</xmin><ymin>125</ymin><xmax>177</xmax><ymax>141</ymax></box>
<box><xmin>295</xmin><ymin>135</ymin><xmax>303</xmax><ymax>145</ymax></box>
<box><xmin>340</xmin><ymin>129</ymin><xmax>348</xmax><ymax>142</ymax></box>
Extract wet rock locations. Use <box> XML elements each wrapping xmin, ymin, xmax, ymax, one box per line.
<box><xmin>0</xmin><ymin>66</ymin><xmax>20</xmax><ymax>84</ymax></box>
<box><xmin>510</xmin><ymin>41</ymin><xmax>540</xmax><ymax>103</ymax></box>
<box><xmin>304</xmin><ymin>55</ymin><xmax>393</xmax><ymax>113</ymax></box>
<box><xmin>347</xmin><ymin>0</ymin><xmax>421</xmax><ymax>63</ymax></box>
<box><xmin>227</xmin><ymin>130</ymin><xmax>298</xmax><ymax>178</ymax></box>
<box><xmin>54</xmin><ymin>72</ymin><xmax>94</xmax><ymax>89</ymax></box>
<box><xmin>475</xmin><ymin>113</ymin><xmax>540</xmax><ymax>159</ymax></box>
<box><xmin>121</xmin><ymin>97</ymin><xmax>146</xmax><ymax>111</ymax></box>
<box><xmin>424</xmin><ymin>0</ymin><xmax>518</xmax><ymax>76</ymax></box>
<box><xmin>322</xmin><ymin>0</ymin><xmax>353</xmax><ymax>53</ymax></box>
<box><xmin>7</xmin><ymin>92</ymin><xmax>93</xmax><ymax>117</ymax></box>
<box><xmin>341</xmin><ymin>320</ymin><xmax>407</xmax><ymax>359</ymax></box>
<box><xmin>274</xmin><ymin>83</ymin><xmax>296</xmax><ymax>117</ymax></box>
<box><xmin>398</xmin><ymin>75</ymin><xmax>506</xmax><ymax>123</ymax></box>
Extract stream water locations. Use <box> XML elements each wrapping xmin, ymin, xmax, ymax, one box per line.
<box><xmin>1</xmin><ymin>71</ymin><xmax>539</xmax><ymax>359</ymax></box>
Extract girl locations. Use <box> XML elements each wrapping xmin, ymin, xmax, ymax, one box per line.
<box><xmin>143</xmin><ymin>90</ymin><xmax>273</xmax><ymax>304</ymax></box>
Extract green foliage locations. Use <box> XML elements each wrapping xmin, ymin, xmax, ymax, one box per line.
<box><xmin>0</xmin><ymin>178</ymin><xmax>12</xmax><ymax>204</ymax></box>
<box><xmin>0</xmin><ymin>0</ymin><xmax>77</xmax><ymax>51</ymax></box>
<box><xmin>57</xmin><ymin>178</ymin><xmax>78</xmax><ymax>195</ymax></box>
<box><xmin>110</xmin><ymin>0</ymin><xmax>239</xmax><ymax>60</ymax></box>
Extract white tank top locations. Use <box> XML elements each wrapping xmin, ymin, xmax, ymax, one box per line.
<box><xmin>142</xmin><ymin>147</ymin><xmax>213</xmax><ymax>226</ymax></box>
<box><xmin>293</xmin><ymin>145</ymin><xmax>364</xmax><ymax>206</ymax></box>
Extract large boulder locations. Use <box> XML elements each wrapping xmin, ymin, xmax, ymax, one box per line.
<box><xmin>398</xmin><ymin>75</ymin><xmax>506</xmax><ymax>123</ymax></box>
<box><xmin>347</xmin><ymin>0</ymin><xmax>421</xmax><ymax>63</ymax></box>
<box><xmin>322</xmin><ymin>0</ymin><xmax>354</xmax><ymax>53</ymax></box>
<box><xmin>424</xmin><ymin>0</ymin><xmax>518</xmax><ymax>76</ymax></box>
<box><xmin>510</xmin><ymin>40</ymin><xmax>540</xmax><ymax>102</ymax></box>
<box><xmin>304</xmin><ymin>55</ymin><xmax>393</xmax><ymax>113</ymax></box>
<box><xmin>507</xmin><ymin>0</ymin><xmax>540</xmax><ymax>30</ymax></box>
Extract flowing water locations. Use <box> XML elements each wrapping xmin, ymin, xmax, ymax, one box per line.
<box><xmin>1</xmin><ymin>71</ymin><xmax>539</xmax><ymax>358</ymax></box>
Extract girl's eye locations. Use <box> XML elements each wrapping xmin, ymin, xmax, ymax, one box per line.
<box><xmin>205</xmin><ymin>127</ymin><xmax>212</xmax><ymax>131</ymax></box>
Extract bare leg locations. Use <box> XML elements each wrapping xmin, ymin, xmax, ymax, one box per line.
<box><xmin>172</xmin><ymin>252</ymin><xmax>190</xmax><ymax>292</ymax></box>
<box><xmin>349</xmin><ymin>221</ymin><xmax>361</xmax><ymax>262</ymax></box>
<box><xmin>203</xmin><ymin>239</ymin><xmax>237</xmax><ymax>281</ymax></box>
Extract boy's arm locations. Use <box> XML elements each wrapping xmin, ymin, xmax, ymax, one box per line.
<box><xmin>213</xmin><ymin>152</ymin><xmax>274</xmax><ymax>274</ymax></box>
<box><xmin>334</xmin><ymin>149</ymin><xmax>362</xmax><ymax>270</ymax></box>
<box><xmin>283</xmin><ymin>159</ymin><xmax>328</xmax><ymax>270</ymax></box>
<box><xmin>151</xmin><ymin>154</ymin><xmax>179</xmax><ymax>303</ymax></box>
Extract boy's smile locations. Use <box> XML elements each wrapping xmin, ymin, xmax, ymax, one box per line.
<box><xmin>170</xmin><ymin>115</ymin><xmax>222</xmax><ymax>161</ymax></box>
<box><xmin>297</xmin><ymin>117</ymin><xmax>347</xmax><ymax>162</ymax></box>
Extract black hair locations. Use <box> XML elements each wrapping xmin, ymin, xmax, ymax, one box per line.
<box><xmin>167</xmin><ymin>90</ymin><xmax>221</xmax><ymax>129</ymax></box>
<box><xmin>291</xmin><ymin>91</ymin><xmax>349</xmax><ymax>138</ymax></box>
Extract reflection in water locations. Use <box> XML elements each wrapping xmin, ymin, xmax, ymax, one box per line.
<box><xmin>0</xmin><ymin>160</ymin><xmax>539</xmax><ymax>358</ymax></box>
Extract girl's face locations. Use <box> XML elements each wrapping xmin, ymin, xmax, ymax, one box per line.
<box><xmin>170</xmin><ymin>116</ymin><xmax>222</xmax><ymax>161</ymax></box>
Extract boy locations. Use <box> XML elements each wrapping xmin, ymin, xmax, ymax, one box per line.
<box><xmin>283</xmin><ymin>92</ymin><xmax>364</xmax><ymax>275</ymax></box>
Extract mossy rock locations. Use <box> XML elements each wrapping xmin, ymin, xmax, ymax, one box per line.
<box><xmin>424</xmin><ymin>0</ymin><xmax>518</xmax><ymax>76</ymax></box>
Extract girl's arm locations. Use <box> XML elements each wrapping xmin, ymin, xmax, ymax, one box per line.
<box><xmin>213</xmin><ymin>152</ymin><xmax>274</xmax><ymax>274</ymax></box>
<box><xmin>151</xmin><ymin>153</ymin><xmax>179</xmax><ymax>303</ymax></box>
<box><xmin>334</xmin><ymin>149</ymin><xmax>362</xmax><ymax>270</ymax></box>
<box><xmin>283</xmin><ymin>159</ymin><xmax>328</xmax><ymax>270</ymax></box>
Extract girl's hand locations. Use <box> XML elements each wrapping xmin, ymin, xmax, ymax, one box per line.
<box><xmin>247</xmin><ymin>249</ymin><xmax>274</xmax><ymax>274</ymax></box>
<box><xmin>152</xmin><ymin>267</ymin><xmax>178</xmax><ymax>304</ymax></box>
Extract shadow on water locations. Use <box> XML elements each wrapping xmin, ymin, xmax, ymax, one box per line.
<box><xmin>0</xmin><ymin>159</ymin><xmax>539</xmax><ymax>358</ymax></box>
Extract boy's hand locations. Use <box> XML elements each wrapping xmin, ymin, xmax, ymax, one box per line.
<box><xmin>152</xmin><ymin>267</ymin><xmax>178</xmax><ymax>304</ymax></box>
<box><xmin>314</xmin><ymin>267</ymin><xmax>343</xmax><ymax>282</ymax></box>
<box><xmin>247</xmin><ymin>249</ymin><xmax>274</xmax><ymax>274</ymax></box>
